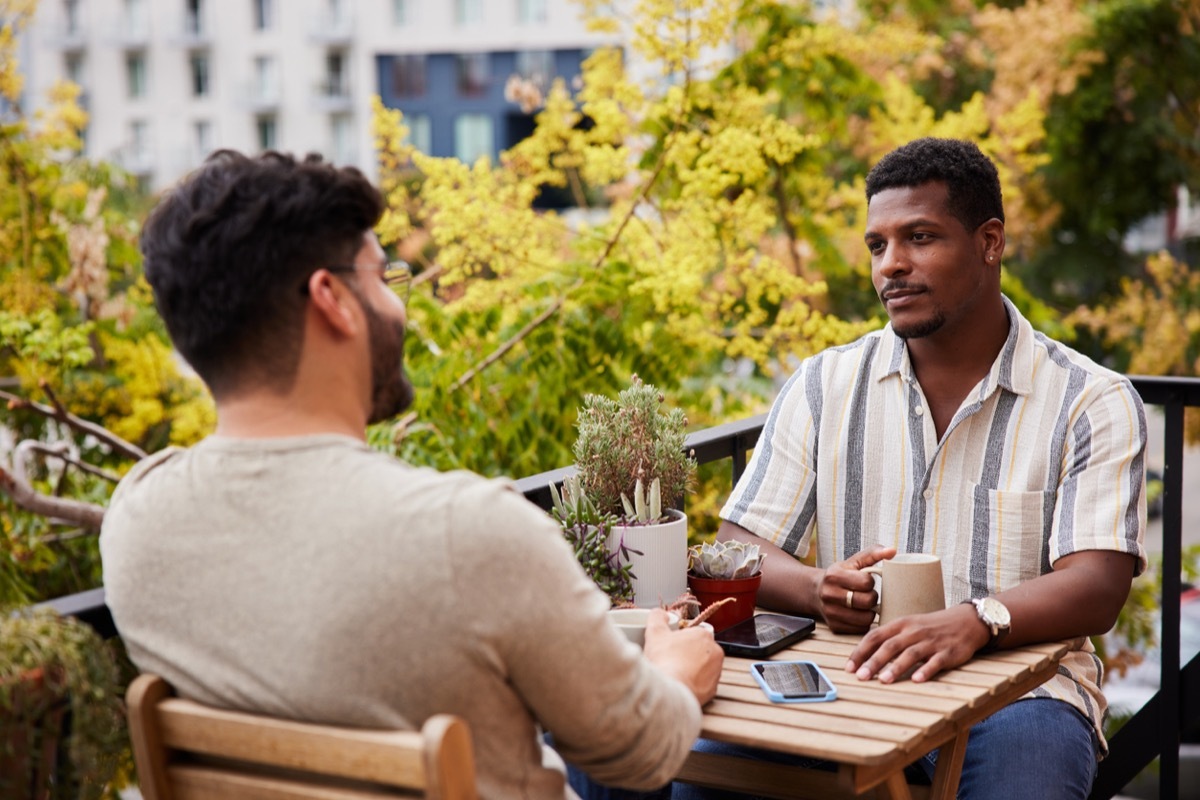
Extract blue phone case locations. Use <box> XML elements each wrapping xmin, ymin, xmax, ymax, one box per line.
<box><xmin>751</xmin><ymin>660</ymin><xmax>838</xmax><ymax>703</ymax></box>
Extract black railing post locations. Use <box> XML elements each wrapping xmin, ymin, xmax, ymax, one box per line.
<box><xmin>1158</xmin><ymin>396</ymin><xmax>1184</xmax><ymax>800</ymax></box>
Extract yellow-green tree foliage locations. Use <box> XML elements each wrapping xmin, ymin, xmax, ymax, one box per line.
<box><xmin>1068</xmin><ymin>250</ymin><xmax>1200</xmax><ymax>441</ymax></box>
<box><xmin>370</xmin><ymin>0</ymin><xmax>1059</xmax><ymax>485</ymax></box>
<box><xmin>1</xmin><ymin>0</ymin><xmax>214</xmax><ymax>603</ymax></box>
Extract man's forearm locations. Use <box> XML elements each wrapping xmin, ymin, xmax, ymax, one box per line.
<box><xmin>716</xmin><ymin>521</ymin><xmax>821</xmax><ymax>616</ymax></box>
<box><xmin>992</xmin><ymin>549</ymin><xmax>1138</xmax><ymax>649</ymax></box>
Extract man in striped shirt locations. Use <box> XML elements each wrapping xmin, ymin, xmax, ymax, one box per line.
<box><xmin>702</xmin><ymin>138</ymin><xmax>1147</xmax><ymax>800</ymax></box>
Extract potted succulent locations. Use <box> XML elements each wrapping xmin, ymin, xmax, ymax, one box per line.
<box><xmin>0</xmin><ymin>608</ymin><xmax>128</xmax><ymax>800</ymax></box>
<box><xmin>687</xmin><ymin>540</ymin><xmax>765</xmax><ymax>632</ymax></box>
<box><xmin>549</xmin><ymin>474</ymin><xmax>636</xmax><ymax>606</ymax></box>
<box><xmin>572</xmin><ymin>375</ymin><xmax>696</xmax><ymax>608</ymax></box>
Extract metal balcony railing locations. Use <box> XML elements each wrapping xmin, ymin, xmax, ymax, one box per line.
<box><xmin>36</xmin><ymin>375</ymin><xmax>1200</xmax><ymax>799</ymax></box>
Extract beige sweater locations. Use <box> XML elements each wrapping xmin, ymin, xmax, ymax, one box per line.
<box><xmin>100</xmin><ymin>435</ymin><xmax>700</xmax><ymax>798</ymax></box>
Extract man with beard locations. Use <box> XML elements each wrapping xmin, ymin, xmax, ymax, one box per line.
<box><xmin>677</xmin><ymin>138</ymin><xmax>1147</xmax><ymax>800</ymax></box>
<box><xmin>100</xmin><ymin>150</ymin><xmax>723</xmax><ymax>800</ymax></box>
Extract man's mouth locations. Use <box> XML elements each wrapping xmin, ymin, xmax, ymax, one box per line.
<box><xmin>880</xmin><ymin>284</ymin><xmax>926</xmax><ymax>304</ymax></box>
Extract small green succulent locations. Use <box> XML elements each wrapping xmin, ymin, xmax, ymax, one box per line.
<box><xmin>688</xmin><ymin>540</ymin><xmax>765</xmax><ymax>580</ymax></box>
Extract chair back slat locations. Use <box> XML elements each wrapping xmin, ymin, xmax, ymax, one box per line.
<box><xmin>156</xmin><ymin>699</ymin><xmax>428</xmax><ymax>786</ymax></box>
<box><xmin>126</xmin><ymin>674</ymin><xmax>478</xmax><ymax>800</ymax></box>
<box><xmin>168</xmin><ymin>764</ymin><xmax>418</xmax><ymax>799</ymax></box>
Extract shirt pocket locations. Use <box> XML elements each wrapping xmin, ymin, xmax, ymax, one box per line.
<box><xmin>969</xmin><ymin>484</ymin><xmax>1055</xmax><ymax>592</ymax></box>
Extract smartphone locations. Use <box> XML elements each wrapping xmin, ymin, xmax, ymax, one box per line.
<box><xmin>713</xmin><ymin>613</ymin><xmax>815</xmax><ymax>658</ymax></box>
<box><xmin>751</xmin><ymin>660</ymin><xmax>838</xmax><ymax>703</ymax></box>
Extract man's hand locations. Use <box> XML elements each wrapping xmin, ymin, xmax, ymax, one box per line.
<box><xmin>845</xmin><ymin>602</ymin><xmax>988</xmax><ymax>683</ymax></box>
<box><xmin>817</xmin><ymin>545</ymin><xmax>896</xmax><ymax>633</ymax></box>
<box><xmin>642</xmin><ymin>609</ymin><xmax>725</xmax><ymax>705</ymax></box>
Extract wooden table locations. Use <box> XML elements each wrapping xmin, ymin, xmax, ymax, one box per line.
<box><xmin>677</xmin><ymin>623</ymin><xmax>1071</xmax><ymax>800</ymax></box>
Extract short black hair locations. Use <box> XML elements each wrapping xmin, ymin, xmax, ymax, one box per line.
<box><xmin>140</xmin><ymin>150</ymin><xmax>384</xmax><ymax>397</ymax></box>
<box><xmin>865</xmin><ymin>138</ymin><xmax>1004</xmax><ymax>231</ymax></box>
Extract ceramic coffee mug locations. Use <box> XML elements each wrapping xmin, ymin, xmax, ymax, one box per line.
<box><xmin>861</xmin><ymin>553</ymin><xmax>946</xmax><ymax>625</ymax></box>
<box><xmin>607</xmin><ymin>609</ymin><xmax>681</xmax><ymax>648</ymax></box>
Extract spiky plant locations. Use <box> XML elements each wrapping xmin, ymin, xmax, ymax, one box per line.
<box><xmin>550</xmin><ymin>475</ymin><xmax>637</xmax><ymax>605</ymax></box>
<box><xmin>574</xmin><ymin>375</ymin><xmax>695</xmax><ymax>525</ymax></box>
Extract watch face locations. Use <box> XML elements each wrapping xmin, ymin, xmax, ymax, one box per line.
<box><xmin>978</xmin><ymin>597</ymin><xmax>1011</xmax><ymax>627</ymax></box>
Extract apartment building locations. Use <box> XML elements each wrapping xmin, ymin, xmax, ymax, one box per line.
<box><xmin>20</xmin><ymin>0</ymin><xmax>620</xmax><ymax>191</ymax></box>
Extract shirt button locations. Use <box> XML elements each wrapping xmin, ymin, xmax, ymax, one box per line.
<box><xmin>913</xmin><ymin>405</ymin><xmax>925</xmax><ymax>416</ymax></box>
<box><xmin>923</xmin><ymin>489</ymin><xmax>933</xmax><ymax>500</ymax></box>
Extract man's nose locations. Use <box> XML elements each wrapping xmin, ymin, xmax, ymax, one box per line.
<box><xmin>876</xmin><ymin>242</ymin><xmax>909</xmax><ymax>278</ymax></box>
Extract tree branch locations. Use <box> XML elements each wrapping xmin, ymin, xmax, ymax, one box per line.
<box><xmin>21</xmin><ymin>441</ymin><xmax>121</xmax><ymax>483</ymax></box>
<box><xmin>0</xmin><ymin>465</ymin><xmax>106</xmax><ymax>530</ymax></box>
<box><xmin>0</xmin><ymin>387</ymin><xmax>147</xmax><ymax>461</ymax></box>
<box><xmin>449</xmin><ymin>290</ymin><xmax>577</xmax><ymax>392</ymax></box>
<box><xmin>449</xmin><ymin>126</ymin><xmax>680</xmax><ymax>393</ymax></box>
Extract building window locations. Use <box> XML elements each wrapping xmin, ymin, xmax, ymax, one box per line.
<box><xmin>64</xmin><ymin>52</ymin><xmax>85</xmax><ymax>86</ymax></box>
<box><xmin>185</xmin><ymin>0</ymin><xmax>204</xmax><ymax>35</ymax></box>
<box><xmin>63</xmin><ymin>0</ymin><xmax>81</xmax><ymax>34</ymax></box>
<box><xmin>254</xmin><ymin>55</ymin><xmax>278</xmax><ymax>101</ymax></box>
<box><xmin>456</xmin><ymin>53</ymin><xmax>488</xmax><ymax>97</ymax></box>
<box><xmin>126</xmin><ymin>52</ymin><xmax>147</xmax><ymax>98</ymax></box>
<box><xmin>454</xmin><ymin>114</ymin><xmax>493</xmax><ymax>163</ymax></box>
<box><xmin>392</xmin><ymin>0</ymin><xmax>410</xmax><ymax>25</ymax></box>
<box><xmin>256</xmin><ymin>115</ymin><xmax>277</xmax><ymax>151</ymax></box>
<box><xmin>253</xmin><ymin>0</ymin><xmax>274</xmax><ymax>31</ymax></box>
<box><xmin>327</xmin><ymin>0</ymin><xmax>349</xmax><ymax>27</ymax></box>
<box><xmin>194</xmin><ymin>120</ymin><xmax>212</xmax><ymax>158</ymax></box>
<box><xmin>190</xmin><ymin>53</ymin><xmax>210</xmax><ymax>97</ymax></box>
<box><xmin>389</xmin><ymin>55</ymin><xmax>425</xmax><ymax>98</ymax></box>
<box><xmin>516</xmin><ymin>50</ymin><xmax>553</xmax><ymax>90</ymax></box>
<box><xmin>454</xmin><ymin>0</ymin><xmax>482</xmax><ymax>25</ymax></box>
<box><xmin>324</xmin><ymin>51</ymin><xmax>347</xmax><ymax>97</ymax></box>
<box><xmin>330</xmin><ymin>113</ymin><xmax>353</xmax><ymax>163</ymax></box>
<box><xmin>406</xmin><ymin>113</ymin><xmax>431</xmax><ymax>155</ymax></box>
<box><xmin>124</xmin><ymin>0</ymin><xmax>147</xmax><ymax>37</ymax></box>
<box><xmin>517</xmin><ymin>0</ymin><xmax>546</xmax><ymax>24</ymax></box>
<box><xmin>130</xmin><ymin>119</ymin><xmax>150</xmax><ymax>162</ymax></box>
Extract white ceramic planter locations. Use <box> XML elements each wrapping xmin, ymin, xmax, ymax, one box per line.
<box><xmin>608</xmin><ymin>510</ymin><xmax>689</xmax><ymax>608</ymax></box>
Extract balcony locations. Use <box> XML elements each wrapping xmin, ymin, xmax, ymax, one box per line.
<box><xmin>112</xmin><ymin>145</ymin><xmax>154</xmax><ymax>177</ymax></box>
<box><xmin>37</xmin><ymin>375</ymin><xmax>1200</xmax><ymax>799</ymax></box>
<box><xmin>311</xmin><ymin>78</ymin><xmax>353</xmax><ymax>112</ymax></box>
<box><xmin>107</xmin><ymin>19</ymin><xmax>151</xmax><ymax>49</ymax></box>
<box><xmin>174</xmin><ymin>11</ymin><xmax>211</xmax><ymax>49</ymax></box>
<box><xmin>43</xmin><ymin>23</ymin><xmax>87</xmax><ymax>52</ymax></box>
<box><xmin>241</xmin><ymin>82</ymin><xmax>281</xmax><ymax>114</ymax></box>
<box><xmin>307</xmin><ymin>13</ymin><xmax>355</xmax><ymax>45</ymax></box>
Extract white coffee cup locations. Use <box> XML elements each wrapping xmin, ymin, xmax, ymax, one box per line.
<box><xmin>607</xmin><ymin>608</ymin><xmax>681</xmax><ymax>647</ymax></box>
<box><xmin>861</xmin><ymin>553</ymin><xmax>946</xmax><ymax>626</ymax></box>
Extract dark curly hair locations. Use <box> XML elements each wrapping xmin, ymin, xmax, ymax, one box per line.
<box><xmin>140</xmin><ymin>150</ymin><xmax>384</xmax><ymax>397</ymax></box>
<box><xmin>865</xmin><ymin>138</ymin><xmax>1004</xmax><ymax>232</ymax></box>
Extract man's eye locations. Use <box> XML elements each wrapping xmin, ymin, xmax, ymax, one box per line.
<box><xmin>867</xmin><ymin>241</ymin><xmax>884</xmax><ymax>254</ymax></box>
<box><xmin>912</xmin><ymin>232</ymin><xmax>932</xmax><ymax>242</ymax></box>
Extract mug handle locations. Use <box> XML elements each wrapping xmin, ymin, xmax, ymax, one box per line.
<box><xmin>859</xmin><ymin>565</ymin><xmax>883</xmax><ymax>615</ymax></box>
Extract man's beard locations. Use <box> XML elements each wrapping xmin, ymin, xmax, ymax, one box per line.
<box><xmin>892</xmin><ymin>310</ymin><xmax>946</xmax><ymax>340</ymax></box>
<box><xmin>363</xmin><ymin>302</ymin><xmax>415</xmax><ymax>424</ymax></box>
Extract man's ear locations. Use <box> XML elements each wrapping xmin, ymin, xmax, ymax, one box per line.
<box><xmin>304</xmin><ymin>270</ymin><xmax>360</xmax><ymax>338</ymax></box>
<box><xmin>980</xmin><ymin>218</ymin><xmax>1005</xmax><ymax>266</ymax></box>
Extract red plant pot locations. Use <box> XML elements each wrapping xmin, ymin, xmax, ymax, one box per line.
<box><xmin>687</xmin><ymin>572</ymin><xmax>762</xmax><ymax>633</ymax></box>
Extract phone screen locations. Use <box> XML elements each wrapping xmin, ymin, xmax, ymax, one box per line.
<box><xmin>718</xmin><ymin>615</ymin><xmax>807</xmax><ymax>648</ymax></box>
<box><xmin>754</xmin><ymin>661</ymin><xmax>834</xmax><ymax>698</ymax></box>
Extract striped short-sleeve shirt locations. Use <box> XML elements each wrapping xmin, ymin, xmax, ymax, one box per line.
<box><xmin>721</xmin><ymin>296</ymin><xmax>1147</xmax><ymax>753</ymax></box>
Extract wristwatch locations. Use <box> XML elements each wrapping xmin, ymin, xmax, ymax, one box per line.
<box><xmin>965</xmin><ymin>597</ymin><xmax>1011</xmax><ymax>653</ymax></box>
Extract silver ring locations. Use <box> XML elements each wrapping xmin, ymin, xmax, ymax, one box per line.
<box><xmin>845</xmin><ymin>589</ymin><xmax>854</xmax><ymax>609</ymax></box>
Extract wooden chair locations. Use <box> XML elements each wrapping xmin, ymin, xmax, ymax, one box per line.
<box><xmin>125</xmin><ymin>673</ymin><xmax>478</xmax><ymax>799</ymax></box>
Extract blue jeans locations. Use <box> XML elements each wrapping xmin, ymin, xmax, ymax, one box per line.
<box><xmin>670</xmin><ymin>698</ymin><xmax>1099</xmax><ymax>800</ymax></box>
